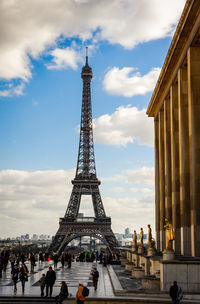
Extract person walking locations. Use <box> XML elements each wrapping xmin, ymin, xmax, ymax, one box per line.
<box><xmin>170</xmin><ymin>281</ymin><xmax>183</xmax><ymax>304</ymax></box>
<box><xmin>55</xmin><ymin>281</ymin><xmax>68</xmax><ymax>304</ymax></box>
<box><xmin>9</xmin><ymin>252</ymin><xmax>16</xmax><ymax>272</ymax></box>
<box><xmin>1</xmin><ymin>249</ymin><xmax>9</xmax><ymax>272</ymax></box>
<box><xmin>11</xmin><ymin>264</ymin><xmax>19</xmax><ymax>293</ymax></box>
<box><xmin>75</xmin><ymin>283</ymin><xmax>85</xmax><ymax>304</ymax></box>
<box><xmin>30</xmin><ymin>252</ymin><xmax>36</xmax><ymax>273</ymax></box>
<box><xmin>19</xmin><ymin>264</ymin><xmax>28</xmax><ymax>293</ymax></box>
<box><xmin>39</xmin><ymin>273</ymin><xmax>46</xmax><ymax>297</ymax></box>
<box><xmin>68</xmin><ymin>253</ymin><xmax>72</xmax><ymax>268</ymax></box>
<box><xmin>53</xmin><ymin>254</ymin><xmax>59</xmax><ymax>270</ymax></box>
<box><xmin>39</xmin><ymin>252</ymin><xmax>44</xmax><ymax>264</ymax></box>
<box><xmin>45</xmin><ymin>266</ymin><xmax>56</xmax><ymax>297</ymax></box>
<box><xmin>21</xmin><ymin>252</ymin><xmax>26</xmax><ymax>264</ymax></box>
<box><xmin>91</xmin><ymin>267</ymin><xmax>99</xmax><ymax>291</ymax></box>
<box><xmin>61</xmin><ymin>253</ymin><xmax>65</xmax><ymax>268</ymax></box>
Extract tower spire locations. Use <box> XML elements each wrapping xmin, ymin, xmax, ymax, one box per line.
<box><xmin>86</xmin><ymin>46</ymin><xmax>88</xmax><ymax>65</ymax></box>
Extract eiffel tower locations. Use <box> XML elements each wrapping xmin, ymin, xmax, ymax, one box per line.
<box><xmin>49</xmin><ymin>48</ymin><xmax>118</xmax><ymax>255</ymax></box>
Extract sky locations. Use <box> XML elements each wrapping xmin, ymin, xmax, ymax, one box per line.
<box><xmin>0</xmin><ymin>0</ymin><xmax>186</xmax><ymax>238</ymax></box>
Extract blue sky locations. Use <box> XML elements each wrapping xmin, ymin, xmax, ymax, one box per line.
<box><xmin>0</xmin><ymin>0</ymin><xmax>186</xmax><ymax>238</ymax></box>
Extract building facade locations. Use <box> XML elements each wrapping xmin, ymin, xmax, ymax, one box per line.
<box><xmin>147</xmin><ymin>0</ymin><xmax>200</xmax><ymax>257</ymax></box>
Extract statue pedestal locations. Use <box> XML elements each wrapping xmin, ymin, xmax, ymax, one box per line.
<box><xmin>138</xmin><ymin>246</ymin><xmax>144</xmax><ymax>255</ymax></box>
<box><xmin>147</xmin><ymin>248</ymin><xmax>156</xmax><ymax>256</ymax></box>
<box><xmin>163</xmin><ymin>250</ymin><xmax>175</xmax><ymax>261</ymax></box>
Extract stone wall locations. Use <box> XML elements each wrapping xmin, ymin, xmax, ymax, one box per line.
<box><xmin>160</xmin><ymin>261</ymin><xmax>200</xmax><ymax>292</ymax></box>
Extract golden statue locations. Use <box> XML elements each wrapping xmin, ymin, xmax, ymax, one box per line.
<box><xmin>164</xmin><ymin>218</ymin><xmax>175</xmax><ymax>251</ymax></box>
<box><xmin>147</xmin><ymin>224</ymin><xmax>155</xmax><ymax>249</ymax></box>
<box><xmin>133</xmin><ymin>230</ymin><xmax>137</xmax><ymax>248</ymax></box>
<box><xmin>139</xmin><ymin>227</ymin><xmax>143</xmax><ymax>248</ymax></box>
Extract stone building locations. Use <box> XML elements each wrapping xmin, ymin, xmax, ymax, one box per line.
<box><xmin>147</xmin><ymin>0</ymin><xmax>200</xmax><ymax>257</ymax></box>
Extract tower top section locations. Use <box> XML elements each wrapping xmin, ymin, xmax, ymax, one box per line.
<box><xmin>81</xmin><ymin>47</ymin><xmax>93</xmax><ymax>79</ymax></box>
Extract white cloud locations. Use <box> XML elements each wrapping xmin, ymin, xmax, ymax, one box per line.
<box><xmin>47</xmin><ymin>47</ymin><xmax>83</xmax><ymax>70</ymax></box>
<box><xmin>103</xmin><ymin>67</ymin><xmax>161</xmax><ymax>97</ymax></box>
<box><xmin>0</xmin><ymin>169</ymin><xmax>75</xmax><ymax>237</ymax></box>
<box><xmin>111</xmin><ymin>187</ymin><xmax>125</xmax><ymax>193</ymax></box>
<box><xmin>103</xmin><ymin>167</ymin><xmax>154</xmax><ymax>188</ymax></box>
<box><xmin>130</xmin><ymin>187</ymin><xmax>153</xmax><ymax>194</ymax></box>
<box><xmin>124</xmin><ymin>167</ymin><xmax>155</xmax><ymax>187</ymax></box>
<box><xmin>104</xmin><ymin>196</ymin><xmax>155</xmax><ymax>234</ymax></box>
<box><xmin>0</xmin><ymin>82</ymin><xmax>25</xmax><ymax>98</ymax></box>
<box><xmin>93</xmin><ymin>105</ymin><xmax>154</xmax><ymax>146</ymax></box>
<box><xmin>0</xmin><ymin>168</ymin><xmax>155</xmax><ymax>238</ymax></box>
<box><xmin>0</xmin><ymin>0</ymin><xmax>185</xmax><ymax>82</ymax></box>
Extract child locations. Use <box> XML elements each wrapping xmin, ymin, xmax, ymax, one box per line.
<box><xmin>39</xmin><ymin>273</ymin><xmax>46</xmax><ymax>297</ymax></box>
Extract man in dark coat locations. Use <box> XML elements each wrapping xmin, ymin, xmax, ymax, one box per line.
<box><xmin>11</xmin><ymin>264</ymin><xmax>19</xmax><ymax>293</ymax></box>
<box><xmin>169</xmin><ymin>281</ymin><xmax>180</xmax><ymax>304</ymax></box>
<box><xmin>55</xmin><ymin>281</ymin><xmax>68</xmax><ymax>304</ymax></box>
<box><xmin>92</xmin><ymin>267</ymin><xmax>99</xmax><ymax>291</ymax></box>
<box><xmin>45</xmin><ymin>266</ymin><xmax>56</xmax><ymax>297</ymax></box>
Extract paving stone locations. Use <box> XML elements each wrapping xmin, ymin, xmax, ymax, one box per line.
<box><xmin>0</xmin><ymin>261</ymin><xmax>115</xmax><ymax>298</ymax></box>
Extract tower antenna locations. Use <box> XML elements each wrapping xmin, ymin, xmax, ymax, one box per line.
<box><xmin>86</xmin><ymin>46</ymin><xmax>88</xmax><ymax>65</ymax></box>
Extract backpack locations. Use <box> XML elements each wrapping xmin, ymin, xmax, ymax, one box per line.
<box><xmin>178</xmin><ymin>287</ymin><xmax>183</xmax><ymax>300</ymax></box>
<box><xmin>82</xmin><ymin>286</ymin><xmax>89</xmax><ymax>297</ymax></box>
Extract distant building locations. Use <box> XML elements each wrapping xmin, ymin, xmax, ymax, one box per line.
<box><xmin>124</xmin><ymin>227</ymin><xmax>130</xmax><ymax>236</ymax></box>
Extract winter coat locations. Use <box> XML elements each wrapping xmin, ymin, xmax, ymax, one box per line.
<box><xmin>45</xmin><ymin>270</ymin><xmax>56</xmax><ymax>285</ymax></box>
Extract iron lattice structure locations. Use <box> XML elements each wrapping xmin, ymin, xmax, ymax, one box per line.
<box><xmin>49</xmin><ymin>49</ymin><xmax>118</xmax><ymax>255</ymax></box>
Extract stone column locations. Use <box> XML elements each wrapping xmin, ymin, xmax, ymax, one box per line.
<box><xmin>164</xmin><ymin>98</ymin><xmax>172</xmax><ymax>223</ymax></box>
<box><xmin>178</xmin><ymin>66</ymin><xmax>191</xmax><ymax>256</ymax></box>
<box><xmin>154</xmin><ymin>117</ymin><xmax>160</xmax><ymax>251</ymax></box>
<box><xmin>158</xmin><ymin>108</ymin><xmax>165</xmax><ymax>251</ymax></box>
<box><xmin>188</xmin><ymin>46</ymin><xmax>200</xmax><ymax>257</ymax></box>
<box><xmin>170</xmin><ymin>83</ymin><xmax>181</xmax><ymax>253</ymax></box>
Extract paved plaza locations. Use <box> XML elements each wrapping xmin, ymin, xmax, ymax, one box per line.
<box><xmin>0</xmin><ymin>260</ymin><xmax>114</xmax><ymax>298</ymax></box>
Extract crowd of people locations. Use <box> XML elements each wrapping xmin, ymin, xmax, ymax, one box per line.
<box><xmin>0</xmin><ymin>248</ymin><xmax>101</xmax><ymax>303</ymax></box>
<box><xmin>0</xmin><ymin>248</ymin><xmax>183</xmax><ymax>303</ymax></box>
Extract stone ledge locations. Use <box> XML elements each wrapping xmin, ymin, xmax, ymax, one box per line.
<box><xmin>107</xmin><ymin>264</ymin><xmax>125</xmax><ymax>295</ymax></box>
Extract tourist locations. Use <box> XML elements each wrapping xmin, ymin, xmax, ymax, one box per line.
<box><xmin>103</xmin><ymin>252</ymin><xmax>107</xmax><ymax>266</ymax></box>
<box><xmin>16</xmin><ymin>252</ymin><xmax>20</xmax><ymax>265</ymax></box>
<box><xmin>30</xmin><ymin>252</ymin><xmax>36</xmax><ymax>273</ymax></box>
<box><xmin>75</xmin><ymin>283</ymin><xmax>85</xmax><ymax>304</ymax></box>
<box><xmin>1</xmin><ymin>249</ymin><xmax>9</xmax><ymax>271</ymax></box>
<box><xmin>91</xmin><ymin>252</ymin><xmax>95</xmax><ymax>262</ymax></box>
<box><xmin>169</xmin><ymin>281</ymin><xmax>183</xmax><ymax>304</ymax></box>
<box><xmin>44</xmin><ymin>251</ymin><xmax>49</xmax><ymax>261</ymax></box>
<box><xmin>95</xmin><ymin>251</ymin><xmax>99</xmax><ymax>262</ymax></box>
<box><xmin>39</xmin><ymin>273</ymin><xmax>46</xmax><ymax>297</ymax></box>
<box><xmin>45</xmin><ymin>266</ymin><xmax>56</xmax><ymax>297</ymax></box>
<box><xmin>9</xmin><ymin>252</ymin><xmax>16</xmax><ymax>271</ymax></box>
<box><xmin>21</xmin><ymin>252</ymin><xmax>26</xmax><ymax>264</ymax></box>
<box><xmin>39</xmin><ymin>252</ymin><xmax>44</xmax><ymax>264</ymax></box>
<box><xmin>53</xmin><ymin>253</ymin><xmax>59</xmax><ymax>270</ymax></box>
<box><xmin>19</xmin><ymin>263</ymin><xmax>28</xmax><ymax>293</ymax></box>
<box><xmin>99</xmin><ymin>252</ymin><xmax>103</xmax><ymax>264</ymax></box>
<box><xmin>11</xmin><ymin>264</ymin><xmax>19</xmax><ymax>293</ymax></box>
<box><xmin>55</xmin><ymin>281</ymin><xmax>68</xmax><ymax>304</ymax></box>
<box><xmin>64</xmin><ymin>252</ymin><xmax>68</xmax><ymax>265</ymax></box>
<box><xmin>91</xmin><ymin>267</ymin><xmax>99</xmax><ymax>291</ymax></box>
<box><xmin>68</xmin><ymin>253</ymin><xmax>72</xmax><ymax>268</ymax></box>
<box><xmin>61</xmin><ymin>252</ymin><xmax>65</xmax><ymax>268</ymax></box>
